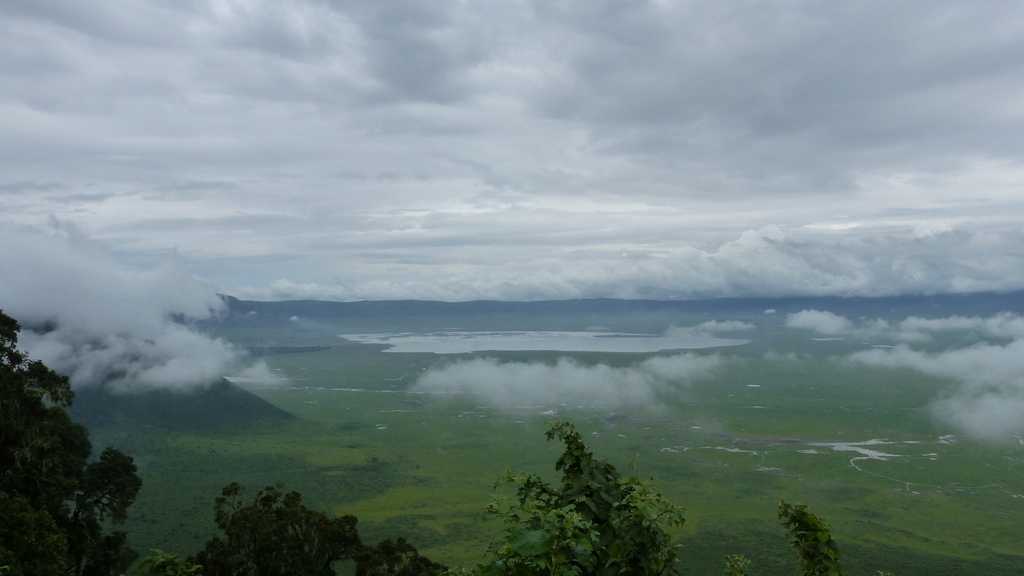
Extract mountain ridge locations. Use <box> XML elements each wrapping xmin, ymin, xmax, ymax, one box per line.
<box><xmin>219</xmin><ymin>290</ymin><xmax>1024</xmax><ymax>321</ymax></box>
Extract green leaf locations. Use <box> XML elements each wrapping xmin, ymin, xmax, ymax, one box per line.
<box><xmin>508</xmin><ymin>527</ymin><xmax>556</xmax><ymax>556</ymax></box>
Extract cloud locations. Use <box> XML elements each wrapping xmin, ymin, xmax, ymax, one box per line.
<box><xmin>665</xmin><ymin>320</ymin><xmax>755</xmax><ymax>339</ymax></box>
<box><xmin>780</xmin><ymin>309</ymin><xmax>1024</xmax><ymax>439</ymax></box>
<box><xmin>895</xmin><ymin>312</ymin><xmax>1024</xmax><ymax>341</ymax></box>
<box><xmin>693</xmin><ymin>320</ymin><xmax>755</xmax><ymax>333</ymax></box>
<box><xmin>786</xmin><ymin>310</ymin><xmax>853</xmax><ymax>335</ymax></box>
<box><xmin>3</xmin><ymin>2</ymin><xmax>1024</xmax><ymax>300</ymax></box>
<box><xmin>228</xmin><ymin>363</ymin><xmax>287</xmax><ymax>386</ymax></box>
<box><xmin>931</xmin><ymin>392</ymin><xmax>1024</xmax><ymax>442</ymax></box>
<box><xmin>528</xmin><ymin>2</ymin><xmax>1024</xmax><ymax>189</ymax></box>
<box><xmin>785</xmin><ymin>309</ymin><xmax>1024</xmax><ymax>343</ymax></box>
<box><xmin>231</xmin><ymin>225</ymin><xmax>1024</xmax><ymax>301</ymax></box>
<box><xmin>0</xmin><ymin>223</ymin><xmax>256</xmax><ymax>392</ymax></box>
<box><xmin>411</xmin><ymin>353</ymin><xmax>722</xmax><ymax>408</ymax></box>
<box><xmin>851</xmin><ymin>338</ymin><xmax>1024</xmax><ymax>440</ymax></box>
<box><xmin>833</xmin><ymin>312</ymin><xmax>1024</xmax><ymax>439</ymax></box>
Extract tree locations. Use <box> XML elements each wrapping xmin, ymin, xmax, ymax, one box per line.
<box><xmin>135</xmin><ymin>550</ymin><xmax>202</xmax><ymax>576</ymax></box>
<box><xmin>355</xmin><ymin>538</ymin><xmax>448</xmax><ymax>576</ymax></box>
<box><xmin>723</xmin><ymin>554</ymin><xmax>751</xmax><ymax>576</ymax></box>
<box><xmin>480</xmin><ymin>424</ymin><xmax>890</xmax><ymax>576</ymax></box>
<box><xmin>479</xmin><ymin>422</ymin><xmax>685</xmax><ymax>576</ymax></box>
<box><xmin>778</xmin><ymin>500</ymin><xmax>844</xmax><ymax>576</ymax></box>
<box><xmin>0</xmin><ymin>310</ymin><xmax>142</xmax><ymax>576</ymax></box>
<box><xmin>188</xmin><ymin>481</ymin><xmax>448</xmax><ymax>576</ymax></box>
<box><xmin>0</xmin><ymin>491</ymin><xmax>66</xmax><ymax>576</ymax></box>
<box><xmin>190</xmin><ymin>482</ymin><xmax>362</xmax><ymax>576</ymax></box>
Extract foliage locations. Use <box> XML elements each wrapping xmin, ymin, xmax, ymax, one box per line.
<box><xmin>0</xmin><ymin>310</ymin><xmax>142</xmax><ymax>576</ymax></box>
<box><xmin>189</xmin><ymin>481</ymin><xmax>447</xmax><ymax>576</ymax></box>
<box><xmin>135</xmin><ymin>550</ymin><xmax>202</xmax><ymax>576</ymax></box>
<box><xmin>355</xmin><ymin>538</ymin><xmax>448</xmax><ymax>576</ymax></box>
<box><xmin>723</xmin><ymin>554</ymin><xmax>751</xmax><ymax>576</ymax></box>
<box><xmin>479</xmin><ymin>421</ymin><xmax>685</xmax><ymax>576</ymax></box>
<box><xmin>190</xmin><ymin>482</ymin><xmax>362</xmax><ymax>576</ymax></box>
<box><xmin>0</xmin><ymin>492</ymin><xmax>66</xmax><ymax>576</ymax></box>
<box><xmin>778</xmin><ymin>500</ymin><xmax>844</xmax><ymax>576</ymax></box>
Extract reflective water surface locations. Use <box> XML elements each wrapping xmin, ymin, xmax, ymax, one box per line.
<box><xmin>339</xmin><ymin>331</ymin><xmax>749</xmax><ymax>353</ymax></box>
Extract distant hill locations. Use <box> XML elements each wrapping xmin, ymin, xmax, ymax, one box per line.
<box><xmin>219</xmin><ymin>290</ymin><xmax>1024</xmax><ymax>324</ymax></box>
<box><xmin>69</xmin><ymin>378</ymin><xmax>294</xmax><ymax>434</ymax></box>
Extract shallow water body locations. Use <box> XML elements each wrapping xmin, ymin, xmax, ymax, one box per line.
<box><xmin>339</xmin><ymin>330</ymin><xmax>750</xmax><ymax>353</ymax></box>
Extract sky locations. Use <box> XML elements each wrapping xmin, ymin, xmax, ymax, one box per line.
<box><xmin>4</xmin><ymin>1</ymin><xmax>1024</xmax><ymax>302</ymax></box>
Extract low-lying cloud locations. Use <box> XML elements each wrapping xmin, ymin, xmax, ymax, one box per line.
<box><xmin>785</xmin><ymin>308</ymin><xmax>1024</xmax><ymax>439</ymax></box>
<box><xmin>786</xmin><ymin>309</ymin><xmax>1024</xmax><ymax>343</ymax></box>
<box><xmin>785</xmin><ymin>310</ymin><xmax>852</xmax><ymax>335</ymax></box>
<box><xmin>851</xmin><ymin>338</ymin><xmax>1024</xmax><ymax>441</ymax></box>
<box><xmin>895</xmin><ymin>313</ymin><xmax>1024</xmax><ymax>341</ymax></box>
<box><xmin>411</xmin><ymin>353</ymin><xmax>722</xmax><ymax>409</ymax></box>
<box><xmin>0</xmin><ymin>224</ymin><xmax>270</xmax><ymax>392</ymax></box>
<box><xmin>665</xmin><ymin>320</ymin><xmax>755</xmax><ymax>339</ymax></box>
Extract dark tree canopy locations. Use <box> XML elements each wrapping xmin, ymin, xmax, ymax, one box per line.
<box><xmin>0</xmin><ymin>310</ymin><xmax>142</xmax><ymax>576</ymax></box>
<box><xmin>0</xmin><ymin>491</ymin><xmax>66</xmax><ymax>576</ymax></box>
<box><xmin>355</xmin><ymin>538</ymin><xmax>448</xmax><ymax>576</ymax></box>
<box><xmin>191</xmin><ymin>482</ymin><xmax>447</xmax><ymax>576</ymax></box>
<box><xmin>191</xmin><ymin>482</ymin><xmax>362</xmax><ymax>576</ymax></box>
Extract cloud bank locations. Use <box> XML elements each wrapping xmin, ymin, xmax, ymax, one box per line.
<box><xmin>232</xmin><ymin>225</ymin><xmax>1024</xmax><ymax>301</ymax></box>
<box><xmin>0</xmin><ymin>224</ymin><xmax>260</xmax><ymax>392</ymax></box>
<box><xmin>785</xmin><ymin>308</ymin><xmax>1024</xmax><ymax>439</ymax></box>
<box><xmin>852</xmin><ymin>339</ymin><xmax>1024</xmax><ymax>441</ymax></box>
<box><xmin>411</xmin><ymin>353</ymin><xmax>722</xmax><ymax>409</ymax></box>
<box><xmin>786</xmin><ymin>309</ymin><xmax>1024</xmax><ymax>343</ymax></box>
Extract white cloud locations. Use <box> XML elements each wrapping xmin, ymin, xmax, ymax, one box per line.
<box><xmin>931</xmin><ymin>392</ymin><xmax>1024</xmax><ymax>442</ymax></box>
<box><xmin>786</xmin><ymin>310</ymin><xmax>853</xmax><ymax>335</ymax></box>
<box><xmin>778</xmin><ymin>309</ymin><xmax>1024</xmax><ymax>439</ymax></box>
<box><xmin>786</xmin><ymin>309</ymin><xmax>1024</xmax><ymax>343</ymax></box>
<box><xmin>847</xmin><ymin>313</ymin><xmax>1024</xmax><ymax>440</ymax></box>
<box><xmin>665</xmin><ymin>320</ymin><xmax>755</xmax><ymax>339</ymax></box>
<box><xmin>896</xmin><ymin>312</ymin><xmax>1024</xmax><ymax>341</ymax></box>
<box><xmin>411</xmin><ymin>353</ymin><xmax>722</xmax><ymax>408</ymax></box>
<box><xmin>851</xmin><ymin>339</ymin><xmax>1024</xmax><ymax>440</ymax></box>
<box><xmin>0</xmin><ymin>223</ymin><xmax>259</xmax><ymax>392</ymax></box>
<box><xmin>229</xmin><ymin>363</ymin><xmax>287</xmax><ymax>386</ymax></box>
<box><xmin>694</xmin><ymin>320</ymin><xmax>755</xmax><ymax>333</ymax></box>
<box><xmin>779</xmin><ymin>309</ymin><xmax>1024</xmax><ymax>438</ymax></box>
<box><xmin>230</xmin><ymin>225</ymin><xmax>1024</xmax><ymax>301</ymax></box>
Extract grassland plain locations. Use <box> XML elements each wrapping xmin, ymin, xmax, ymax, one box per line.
<box><xmin>95</xmin><ymin>310</ymin><xmax>1024</xmax><ymax>575</ymax></box>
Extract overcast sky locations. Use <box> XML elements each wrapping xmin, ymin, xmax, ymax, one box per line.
<box><xmin>5</xmin><ymin>1</ymin><xmax>1024</xmax><ymax>301</ymax></box>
